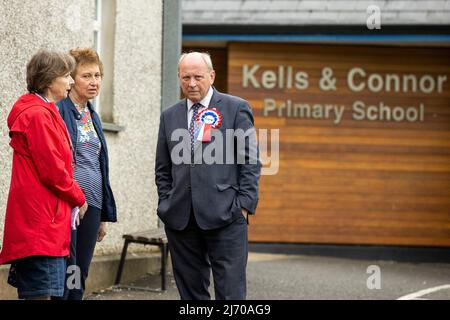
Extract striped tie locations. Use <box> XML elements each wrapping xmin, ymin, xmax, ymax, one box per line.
<box><xmin>189</xmin><ymin>103</ymin><xmax>201</xmax><ymax>160</ymax></box>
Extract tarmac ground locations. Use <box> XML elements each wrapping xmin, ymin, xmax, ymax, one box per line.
<box><xmin>86</xmin><ymin>244</ymin><xmax>450</xmax><ymax>300</ymax></box>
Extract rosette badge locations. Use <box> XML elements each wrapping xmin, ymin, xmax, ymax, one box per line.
<box><xmin>195</xmin><ymin>108</ymin><xmax>223</xmax><ymax>142</ymax></box>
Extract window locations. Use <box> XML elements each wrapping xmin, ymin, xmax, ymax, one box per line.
<box><xmin>92</xmin><ymin>0</ymin><xmax>101</xmax><ymax>113</ymax></box>
<box><xmin>94</xmin><ymin>0</ymin><xmax>118</xmax><ymax>127</ymax></box>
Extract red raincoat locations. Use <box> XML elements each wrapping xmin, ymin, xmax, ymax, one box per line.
<box><xmin>0</xmin><ymin>93</ymin><xmax>85</xmax><ymax>264</ymax></box>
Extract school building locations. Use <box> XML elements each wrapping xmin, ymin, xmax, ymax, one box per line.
<box><xmin>0</xmin><ymin>0</ymin><xmax>449</xmax><ymax>300</ymax></box>
<box><xmin>182</xmin><ymin>0</ymin><xmax>450</xmax><ymax>247</ymax></box>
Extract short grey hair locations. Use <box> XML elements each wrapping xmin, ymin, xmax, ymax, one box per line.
<box><xmin>178</xmin><ymin>52</ymin><xmax>214</xmax><ymax>71</ymax></box>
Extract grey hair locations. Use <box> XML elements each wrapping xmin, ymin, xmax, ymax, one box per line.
<box><xmin>178</xmin><ymin>52</ymin><xmax>214</xmax><ymax>71</ymax></box>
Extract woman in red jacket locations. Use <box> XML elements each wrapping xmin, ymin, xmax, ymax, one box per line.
<box><xmin>0</xmin><ymin>49</ymin><xmax>88</xmax><ymax>300</ymax></box>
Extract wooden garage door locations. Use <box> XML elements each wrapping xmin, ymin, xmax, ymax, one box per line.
<box><xmin>228</xmin><ymin>42</ymin><xmax>450</xmax><ymax>247</ymax></box>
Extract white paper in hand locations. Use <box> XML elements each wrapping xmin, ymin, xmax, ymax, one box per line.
<box><xmin>71</xmin><ymin>207</ymin><xmax>80</xmax><ymax>230</ymax></box>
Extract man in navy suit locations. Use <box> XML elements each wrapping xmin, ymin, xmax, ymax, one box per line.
<box><xmin>155</xmin><ymin>52</ymin><xmax>261</xmax><ymax>300</ymax></box>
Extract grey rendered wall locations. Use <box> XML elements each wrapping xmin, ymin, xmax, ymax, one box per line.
<box><xmin>0</xmin><ymin>0</ymin><xmax>163</xmax><ymax>257</ymax></box>
<box><xmin>0</xmin><ymin>0</ymin><xmax>94</xmax><ymax>247</ymax></box>
<box><xmin>96</xmin><ymin>0</ymin><xmax>162</xmax><ymax>255</ymax></box>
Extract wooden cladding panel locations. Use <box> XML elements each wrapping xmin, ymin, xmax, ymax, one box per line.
<box><xmin>228</xmin><ymin>43</ymin><xmax>450</xmax><ymax>247</ymax></box>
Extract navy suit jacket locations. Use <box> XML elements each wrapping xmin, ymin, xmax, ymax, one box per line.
<box><xmin>155</xmin><ymin>89</ymin><xmax>261</xmax><ymax>230</ymax></box>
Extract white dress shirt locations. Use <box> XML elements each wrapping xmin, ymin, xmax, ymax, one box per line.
<box><xmin>186</xmin><ymin>86</ymin><xmax>214</xmax><ymax>128</ymax></box>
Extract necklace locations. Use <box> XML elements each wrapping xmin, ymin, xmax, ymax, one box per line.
<box><xmin>70</xmin><ymin>94</ymin><xmax>88</xmax><ymax>113</ymax></box>
<box><xmin>76</xmin><ymin>104</ymin><xmax>87</xmax><ymax>113</ymax></box>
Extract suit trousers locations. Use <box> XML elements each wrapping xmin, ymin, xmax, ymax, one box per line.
<box><xmin>165</xmin><ymin>210</ymin><xmax>248</xmax><ymax>300</ymax></box>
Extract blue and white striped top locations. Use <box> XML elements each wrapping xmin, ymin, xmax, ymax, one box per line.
<box><xmin>74</xmin><ymin>106</ymin><xmax>103</xmax><ymax>210</ymax></box>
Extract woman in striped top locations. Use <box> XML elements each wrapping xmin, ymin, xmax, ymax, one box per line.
<box><xmin>57</xmin><ymin>48</ymin><xmax>117</xmax><ymax>300</ymax></box>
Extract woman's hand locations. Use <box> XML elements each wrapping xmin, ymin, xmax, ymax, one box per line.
<box><xmin>79</xmin><ymin>201</ymin><xmax>88</xmax><ymax>219</ymax></box>
<box><xmin>97</xmin><ymin>222</ymin><xmax>107</xmax><ymax>242</ymax></box>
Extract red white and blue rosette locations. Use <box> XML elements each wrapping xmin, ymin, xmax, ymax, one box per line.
<box><xmin>195</xmin><ymin>108</ymin><xmax>223</xmax><ymax>142</ymax></box>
